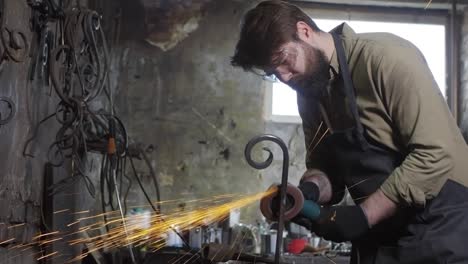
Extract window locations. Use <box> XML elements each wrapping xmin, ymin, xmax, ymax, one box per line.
<box><xmin>267</xmin><ymin>19</ymin><xmax>446</xmax><ymax>123</ymax></box>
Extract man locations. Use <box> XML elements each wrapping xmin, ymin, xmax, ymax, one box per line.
<box><xmin>231</xmin><ymin>1</ymin><xmax>468</xmax><ymax>263</ymax></box>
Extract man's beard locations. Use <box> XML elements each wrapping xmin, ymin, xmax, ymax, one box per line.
<box><xmin>287</xmin><ymin>42</ymin><xmax>330</xmax><ymax>99</ymax></box>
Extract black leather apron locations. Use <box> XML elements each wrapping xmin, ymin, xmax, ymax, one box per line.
<box><xmin>312</xmin><ymin>28</ymin><xmax>468</xmax><ymax>263</ymax></box>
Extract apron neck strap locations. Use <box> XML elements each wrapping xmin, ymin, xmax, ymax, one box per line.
<box><xmin>331</xmin><ymin>33</ymin><xmax>364</xmax><ymax>134</ymax></box>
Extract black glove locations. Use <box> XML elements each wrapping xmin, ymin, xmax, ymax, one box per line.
<box><xmin>291</xmin><ymin>214</ymin><xmax>313</xmax><ymax>230</ymax></box>
<box><xmin>312</xmin><ymin>205</ymin><xmax>369</xmax><ymax>242</ymax></box>
<box><xmin>298</xmin><ymin>181</ymin><xmax>320</xmax><ymax>202</ymax></box>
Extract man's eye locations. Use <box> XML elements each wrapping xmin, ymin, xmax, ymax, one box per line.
<box><xmin>278</xmin><ymin>55</ymin><xmax>288</xmax><ymax>65</ymax></box>
<box><xmin>285</xmin><ymin>53</ymin><xmax>296</xmax><ymax>65</ymax></box>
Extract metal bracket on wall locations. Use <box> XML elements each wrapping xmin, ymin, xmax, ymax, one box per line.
<box><xmin>0</xmin><ymin>96</ymin><xmax>15</xmax><ymax>125</ymax></box>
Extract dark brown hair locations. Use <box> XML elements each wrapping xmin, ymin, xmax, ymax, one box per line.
<box><xmin>231</xmin><ymin>0</ymin><xmax>321</xmax><ymax>72</ymax></box>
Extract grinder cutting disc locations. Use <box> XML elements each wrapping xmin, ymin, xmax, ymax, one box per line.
<box><xmin>260</xmin><ymin>184</ymin><xmax>304</xmax><ymax>221</ymax></box>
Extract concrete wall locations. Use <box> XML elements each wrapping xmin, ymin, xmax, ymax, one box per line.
<box><xmin>0</xmin><ymin>1</ymin><xmax>56</xmax><ymax>262</ymax></box>
<box><xmin>0</xmin><ymin>1</ymin><xmax>91</xmax><ymax>263</ymax></box>
<box><xmin>112</xmin><ymin>0</ymin><xmax>290</xmax><ymax>222</ymax></box>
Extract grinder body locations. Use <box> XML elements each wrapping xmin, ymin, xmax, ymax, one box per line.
<box><xmin>301</xmin><ymin>200</ymin><xmax>321</xmax><ymax>221</ymax></box>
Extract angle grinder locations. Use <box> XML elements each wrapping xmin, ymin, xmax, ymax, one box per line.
<box><xmin>260</xmin><ymin>184</ymin><xmax>321</xmax><ymax>222</ymax></box>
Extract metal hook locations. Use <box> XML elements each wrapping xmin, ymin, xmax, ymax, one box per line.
<box><xmin>244</xmin><ymin>134</ymin><xmax>289</xmax><ymax>264</ymax></box>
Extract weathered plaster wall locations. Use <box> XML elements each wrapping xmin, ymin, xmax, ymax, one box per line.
<box><xmin>263</xmin><ymin>122</ymin><xmax>307</xmax><ymax>187</ymax></box>
<box><xmin>0</xmin><ymin>1</ymin><xmax>53</xmax><ymax>262</ymax></box>
<box><xmin>0</xmin><ymin>1</ymin><xmax>84</xmax><ymax>263</ymax></box>
<box><xmin>112</xmin><ymin>0</ymin><xmax>282</xmax><ymax>222</ymax></box>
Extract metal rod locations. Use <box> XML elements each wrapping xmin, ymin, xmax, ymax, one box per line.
<box><xmin>245</xmin><ymin>134</ymin><xmax>289</xmax><ymax>264</ymax></box>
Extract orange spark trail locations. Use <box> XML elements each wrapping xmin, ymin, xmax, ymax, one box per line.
<box><xmin>0</xmin><ymin>190</ymin><xmax>276</xmax><ymax>263</ymax></box>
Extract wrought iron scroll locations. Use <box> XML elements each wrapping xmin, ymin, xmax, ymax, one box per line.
<box><xmin>244</xmin><ymin>134</ymin><xmax>289</xmax><ymax>264</ymax></box>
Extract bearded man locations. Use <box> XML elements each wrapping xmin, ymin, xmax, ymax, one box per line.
<box><xmin>231</xmin><ymin>1</ymin><xmax>468</xmax><ymax>263</ymax></box>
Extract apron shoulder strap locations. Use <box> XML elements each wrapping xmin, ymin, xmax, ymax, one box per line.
<box><xmin>331</xmin><ymin>33</ymin><xmax>364</xmax><ymax>135</ymax></box>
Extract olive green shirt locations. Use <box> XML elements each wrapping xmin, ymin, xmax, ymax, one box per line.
<box><xmin>298</xmin><ymin>23</ymin><xmax>468</xmax><ymax>207</ymax></box>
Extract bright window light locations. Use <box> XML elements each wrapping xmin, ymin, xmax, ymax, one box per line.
<box><xmin>271</xmin><ymin>19</ymin><xmax>446</xmax><ymax>118</ymax></box>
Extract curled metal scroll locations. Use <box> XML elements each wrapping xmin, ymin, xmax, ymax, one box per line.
<box><xmin>1</xmin><ymin>27</ymin><xmax>28</xmax><ymax>62</ymax></box>
<box><xmin>244</xmin><ymin>134</ymin><xmax>289</xmax><ymax>264</ymax></box>
<box><xmin>0</xmin><ymin>96</ymin><xmax>15</xmax><ymax>125</ymax></box>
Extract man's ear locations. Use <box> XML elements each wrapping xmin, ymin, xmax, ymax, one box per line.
<box><xmin>296</xmin><ymin>21</ymin><xmax>313</xmax><ymax>42</ymax></box>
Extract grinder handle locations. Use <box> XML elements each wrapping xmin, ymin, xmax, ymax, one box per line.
<box><xmin>300</xmin><ymin>200</ymin><xmax>321</xmax><ymax>221</ymax></box>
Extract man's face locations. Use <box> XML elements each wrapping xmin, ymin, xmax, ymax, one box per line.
<box><xmin>266</xmin><ymin>40</ymin><xmax>330</xmax><ymax>98</ymax></box>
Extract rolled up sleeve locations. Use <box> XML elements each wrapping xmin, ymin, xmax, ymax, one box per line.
<box><xmin>375</xmin><ymin>44</ymin><xmax>454</xmax><ymax>207</ymax></box>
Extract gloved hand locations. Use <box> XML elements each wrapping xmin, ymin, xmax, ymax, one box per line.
<box><xmin>298</xmin><ymin>181</ymin><xmax>320</xmax><ymax>202</ymax></box>
<box><xmin>291</xmin><ymin>181</ymin><xmax>320</xmax><ymax>229</ymax></box>
<box><xmin>312</xmin><ymin>205</ymin><xmax>370</xmax><ymax>242</ymax></box>
<box><xmin>291</xmin><ymin>215</ymin><xmax>313</xmax><ymax>230</ymax></box>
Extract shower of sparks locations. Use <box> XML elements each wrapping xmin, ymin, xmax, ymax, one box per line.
<box><xmin>425</xmin><ymin>0</ymin><xmax>433</xmax><ymax>9</ymax></box>
<box><xmin>310</xmin><ymin>127</ymin><xmax>329</xmax><ymax>153</ymax></box>
<box><xmin>71</xmin><ymin>210</ymin><xmax>90</xmax><ymax>215</ymax></box>
<box><xmin>1</xmin><ymin>189</ymin><xmax>276</xmax><ymax>263</ymax></box>
<box><xmin>8</xmin><ymin>223</ymin><xmax>25</xmax><ymax>229</ymax></box>
<box><xmin>305</xmin><ymin>121</ymin><xmax>330</xmax><ymax>162</ymax></box>
<box><xmin>54</xmin><ymin>209</ymin><xmax>70</xmax><ymax>214</ymax></box>
<box><xmin>0</xmin><ymin>238</ymin><xmax>15</xmax><ymax>245</ymax></box>
<box><xmin>309</xmin><ymin>121</ymin><xmax>324</xmax><ymax>150</ymax></box>
<box><xmin>37</xmin><ymin>251</ymin><xmax>59</xmax><ymax>261</ymax></box>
